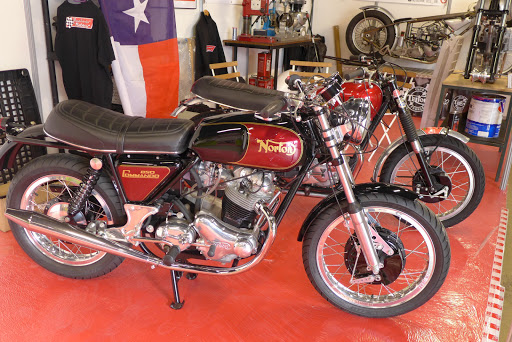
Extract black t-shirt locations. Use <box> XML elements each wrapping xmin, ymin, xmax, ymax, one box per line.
<box><xmin>55</xmin><ymin>0</ymin><xmax>114</xmax><ymax>108</ymax></box>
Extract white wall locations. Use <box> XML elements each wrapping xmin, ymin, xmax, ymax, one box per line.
<box><xmin>0</xmin><ymin>1</ymin><xmax>31</xmax><ymax>72</ymax></box>
<box><xmin>0</xmin><ymin>0</ymin><xmax>478</xmax><ymax>120</ymax></box>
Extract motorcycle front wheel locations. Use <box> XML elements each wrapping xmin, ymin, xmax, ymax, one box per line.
<box><xmin>7</xmin><ymin>154</ymin><xmax>126</xmax><ymax>279</ymax></box>
<box><xmin>346</xmin><ymin>10</ymin><xmax>395</xmax><ymax>56</ymax></box>
<box><xmin>379</xmin><ymin>135</ymin><xmax>485</xmax><ymax>227</ymax></box>
<box><xmin>302</xmin><ymin>193</ymin><xmax>450</xmax><ymax>318</ymax></box>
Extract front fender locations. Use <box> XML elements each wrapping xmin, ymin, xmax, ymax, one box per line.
<box><xmin>0</xmin><ymin>124</ymin><xmax>45</xmax><ymax>170</ymax></box>
<box><xmin>297</xmin><ymin>183</ymin><xmax>418</xmax><ymax>241</ymax></box>
<box><xmin>372</xmin><ymin>128</ymin><xmax>469</xmax><ymax>181</ymax></box>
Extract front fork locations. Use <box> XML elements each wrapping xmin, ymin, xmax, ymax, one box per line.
<box><xmin>389</xmin><ymin>82</ymin><xmax>438</xmax><ymax>192</ymax></box>
<box><xmin>314</xmin><ymin>107</ymin><xmax>381</xmax><ymax>275</ymax></box>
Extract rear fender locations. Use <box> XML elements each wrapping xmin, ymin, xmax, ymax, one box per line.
<box><xmin>0</xmin><ymin>124</ymin><xmax>45</xmax><ymax>169</ymax></box>
<box><xmin>297</xmin><ymin>183</ymin><xmax>418</xmax><ymax>241</ymax></box>
<box><xmin>359</xmin><ymin>6</ymin><xmax>395</xmax><ymax>21</ymax></box>
<box><xmin>372</xmin><ymin>128</ymin><xmax>469</xmax><ymax>181</ymax></box>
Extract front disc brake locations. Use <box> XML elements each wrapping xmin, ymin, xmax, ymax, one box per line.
<box><xmin>344</xmin><ymin>226</ymin><xmax>406</xmax><ymax>286</ymax></box>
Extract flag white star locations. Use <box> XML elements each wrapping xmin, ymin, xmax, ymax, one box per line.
<box><xmin>123</xmin><ymin>0</ymin><xmax>149</xmax><ymax>33</ymax></box>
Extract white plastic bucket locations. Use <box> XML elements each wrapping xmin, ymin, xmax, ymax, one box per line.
<box><xmin>465</xmin><ymin>94</ymin><xmax>506</xmax><ymax>138</ymax></box>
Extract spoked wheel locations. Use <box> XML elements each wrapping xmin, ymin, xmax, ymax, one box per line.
<box><xmin>346</xmin><ymin>10</ymin><xmax>395</xmax><ymax>56</ymax></box>
<box><xmin>302</xmin><ymin>193</ymin><xmax>450</xmax><ymax>318</ymax></box>
<box><xmin>379</xmin><ymin>135</ymin><xmax>485</xmax><ymax>227</ymax></box>
<box><xmin>7</xmin><ymin>154</ymin><xmax>126</xmax><ymax>279</ymax></box>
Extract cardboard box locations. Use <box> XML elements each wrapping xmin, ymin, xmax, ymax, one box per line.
<box><xmin>0</xmin><ymin>198</ymin><xmax>10</xmax><ymax>232</ymax></box>
<box><xmin>257</xmin><ymin>77</ymin><xmax>274</xmax><ymax>89</ymax></box>
<box><xmin>257</xmin><ymin>52</ymin><xmax>272</xmax><ymax>79</ymax></box>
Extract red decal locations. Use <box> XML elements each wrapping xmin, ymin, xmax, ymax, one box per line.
<box><xmin>422</xmin><ymin>127</ymin><xmax>443</xmax><ymax>135</ymax></box>
<box><xmin>236</xmin><ymin>123</ymin><xmax>303</xmax><ymax>171</ymax></box>
<box><xmin>206</xmin><ymin>45</ymin><xmax>216</xmax><ymax>52</ymax></box>
<box><xmin>66</xmin><ymin>16</ymin><xmax>94</xmax><ymax>30</ymax></box>
<box><xmin>118</xmin><ymin>165</ymin><xmax>171</xmax><ymax>201</ymax></box>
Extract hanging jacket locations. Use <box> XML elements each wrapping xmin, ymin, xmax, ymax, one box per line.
<box><xmin>194</xmin><ymin>12</ymin><xmax>227</xmax><ymax>80</ymax></box>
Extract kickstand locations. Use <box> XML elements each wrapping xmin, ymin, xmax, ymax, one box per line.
<box><xmin>170</xmin><ymin>270</ymin><xmax>184</xmax><ymax>310</ymax></box>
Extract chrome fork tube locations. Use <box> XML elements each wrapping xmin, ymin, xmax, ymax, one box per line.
<box><xmin>315</xmin><ymin>107</ymin><xmax>381</xmax><ymax>275</ymax></box>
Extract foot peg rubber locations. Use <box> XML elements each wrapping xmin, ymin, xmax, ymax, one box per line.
<box><xmin>163</xmin><ymin>245</ymin><xmax>180</xmax><ymax>266</ymax></box>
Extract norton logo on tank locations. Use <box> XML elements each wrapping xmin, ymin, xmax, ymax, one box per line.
<box><xmin>256</xmin><ymin>139</ymin><xmax>297</xmax><ymax>156</ymax></box>
<box><xmin>237</xmin><ymin>124</ymin><xmax>303</xmax><ymax>170</ymax></box>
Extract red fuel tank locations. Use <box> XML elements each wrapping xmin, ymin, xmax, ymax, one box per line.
<box><xmin>192</xmin><ymin>116</ymin><xmax>304</xmax><ymax>172</ymax></box>
<box><xmin>237</xmin><ymin>123</ymin><xmax>303</xmax><ymax>171</ymax></box>
<box><xmin>341</xmin><ymin>81</ymin><xmax>383</xmax><ymax>118</ymax></box>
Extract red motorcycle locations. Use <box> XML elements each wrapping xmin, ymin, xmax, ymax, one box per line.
<box><xmin>177</xmin><ymin>57</ymin><xmax>485</xmax><ymax>228</ymax></box>
<box><xmin>1</xmin><ymin>75</ymin><xmax>450</xmax><ymax>317</ymax></box>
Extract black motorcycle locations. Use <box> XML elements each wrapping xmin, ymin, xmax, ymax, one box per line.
<box><xmin>1</xmin><ymin>75</ymin><xmax>450</xmax><ymax>317</ymax></box>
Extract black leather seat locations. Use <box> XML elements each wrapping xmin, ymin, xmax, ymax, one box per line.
<box><xmin>44</xmin><ymin>100</ymin><xmax>194</xmax><ymax>154</ymax></box>
<box><xmin>191</xmin><ymin>76</ymin><xmax>285</xmax><ymax>112</ymax></box>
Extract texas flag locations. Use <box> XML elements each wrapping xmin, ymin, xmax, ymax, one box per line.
<box><xmin>99</xmin><ymin>0</ymin><xmax>179</xmax><ymax>118</ymax></box>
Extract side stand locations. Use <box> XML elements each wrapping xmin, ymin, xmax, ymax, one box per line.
<box><xmin>169</xmin><ymin>270</ymin><xmax>198</xmax><ymax>310</ymax></box>
<box><xmin>170</xmin><ymin>270</ymin><xmax>184</xmax><ymax>310</ymax></box>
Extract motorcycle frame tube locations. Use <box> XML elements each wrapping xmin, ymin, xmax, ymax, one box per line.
<box><xmin>314</xmin><ymin>106</ymin><xmax>381</xmax><ymax>275</ymax></box>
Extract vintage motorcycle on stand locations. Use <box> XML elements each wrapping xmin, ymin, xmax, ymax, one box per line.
<box><xmin>345</xmin><ymin>5</ymin><xmax>476</xmax><ymax>62</ymax></box>
<box><xmin>177</xmin><ymin>56</ymin><xmax>485</xmax><ymax>228</ymax></box>
<box><xmin>1</xmin><ymin>76</ymin><xmax>450</xmax><ymax>318</ymax></box>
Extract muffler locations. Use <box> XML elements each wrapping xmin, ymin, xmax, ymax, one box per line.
<box><xmin>5</xmin><ymin>208</ymin><xmax>162</xmax><ymax>265</ymax></box>
<box><xmin>5</xmin><ymin>206</ymin><xmax>277</xmax><ymax>276</ymax></box>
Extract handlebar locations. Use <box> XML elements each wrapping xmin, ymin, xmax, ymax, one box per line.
<box><xmin>343</xmin><ymin>68</ymin><xmax>366</xmax><ymax>80</ymax></box>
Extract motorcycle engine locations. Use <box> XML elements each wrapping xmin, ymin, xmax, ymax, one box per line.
<box><xmin>395</xmin><ymin>23</ymin><xmax>445</xmax><ymax>61</ymax></box>
<box><xmin>166</xmin><ymin>165</ymin><xmax>278</xmax><ymax>263</ymax></box>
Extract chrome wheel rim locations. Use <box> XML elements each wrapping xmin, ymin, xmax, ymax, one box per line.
<box><xmin>352</xmin><ymin>17</ymin><xmax>388</xmax><ymax>54</ymax></box>
<box><xmin>20</xmin><ymin>175</ymin><xmax>113</xmax><ymax>266</ymax></box>
<box><xmin>389</xmin><ymin>147</ymin><xmax>475</xmax><ymax>221</ymax></box>
<box><xmin>316</xmin><ymin>207</ymin><xmax>436</xmax><ymax>308</ymax></box>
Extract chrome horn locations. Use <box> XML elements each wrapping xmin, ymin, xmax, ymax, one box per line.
<box><xmin>5</xmin><ymin>205</ymin><xmax>276</xmax><ymax>276</ymax></box>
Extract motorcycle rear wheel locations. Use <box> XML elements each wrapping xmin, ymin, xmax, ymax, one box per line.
<box><xmin>379</xmin><ymin>135</ymin><xmax>485</xmax><ymax>227</ymax></box>
<box><xmin>7</xmin><ymin>154</ymin><xmax>126</xmax><ymax>279</ymax></box>
<box><xmin>346</xmin><ymin>10</ymin><xmax>395</xmax><ymax>57</ymax></box>
<box><xmin>302</xmin><ymin>193</ymin><xmax>450</xmax><ymax>318</ymax></box>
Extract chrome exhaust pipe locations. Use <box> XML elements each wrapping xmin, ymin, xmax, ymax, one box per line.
<box><xmin>5</xmin><ymin>206</ymin><xmax>277</xmax><ymax>276</ymax></box>
<box><xmin>5</xmin><ymin>208</ymin><xmax>162</xmax><ymax>265</ymax></box>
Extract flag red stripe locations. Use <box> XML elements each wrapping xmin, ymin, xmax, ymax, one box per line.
<box><xmin>138</xmin><ymin>38</ymin><xmax>180</xmax><ymax>119</ymax></box>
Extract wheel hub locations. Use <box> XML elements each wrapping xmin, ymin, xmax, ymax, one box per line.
<box><xmin>45</xmin><ymin>200</ymin><xmax>86</xmax><ymax>225</ymax></box>
<box><xmin>412</xmin><ymin>166</ymin><xmax>452</xmax><ymax>203</ymax></box>
<box><xmin>344</xmin><ymin>226</ymin><xmax>406</xmax><ymax>285</ymax></box>
<box><xmin>362</xmin><ymin>26</ymin><xmax>380</xmax><ymax>45</ymax></box>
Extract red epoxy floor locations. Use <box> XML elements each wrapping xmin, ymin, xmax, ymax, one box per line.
<box><xmin>0</xmin><ymin>120</ymin><xmax>507</xmax><ymax>341</ymax></box>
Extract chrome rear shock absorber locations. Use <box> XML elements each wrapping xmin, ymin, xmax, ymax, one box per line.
<box><xmin>68</xmin><ymin>158</ymin><xmax>103</xmax><ymax>217</ymax></box>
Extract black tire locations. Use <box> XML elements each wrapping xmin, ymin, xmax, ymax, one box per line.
<box><xmin>7</xmin><ymin>153</ymin><xmax>126</xmax><ymax>279</ymax></box>
<box><xmin>379</xmin><ymin>134</ymin><xmax>485</xmax><ymax>227</ymax></box>
<box><xmin>346</xmin><ymin>10</ymin><xmax>395</xmax><ymax>57</ymax></box>
<box><xmin>302</xmin><ymin>193</ymin><xmax>450</xmax><ymax>318</ymax></box>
